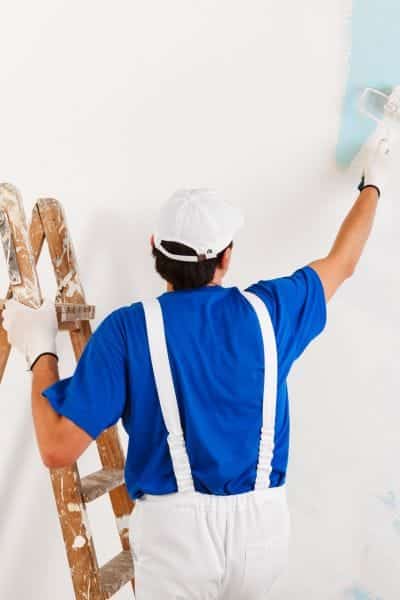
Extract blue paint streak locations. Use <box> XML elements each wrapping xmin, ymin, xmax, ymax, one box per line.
<box><xmin>376</xmin><ymin>490</ymin><xmax>397</xmax><ymax>510</ymax></box>
<box><xmin>343</xmin><ymin>585</ymin><xmax>383</xmax><ymax>600</ymax></box>
<box><xmin>336</xmin><ymin>0</ymin><xmax>400</xmax><ymax>167</ymax></box>
<box><xmin>392</xmin><ymin>518</ymin><xmax>400</xmax><ymax>535</ymax></box>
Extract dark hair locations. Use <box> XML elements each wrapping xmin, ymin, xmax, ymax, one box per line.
<box><xmin>152</xmin><ymin>240</ymin><xmax>233</xmax><ymax>290</ymax></box>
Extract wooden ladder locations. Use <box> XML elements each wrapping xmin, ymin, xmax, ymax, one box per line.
<box><xmin>0</xmin><ymin>183</ymin><xmax>136</xmax><ymax>599</ymax></box>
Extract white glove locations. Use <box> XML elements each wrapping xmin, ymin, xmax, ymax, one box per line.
<box><xmin>358</xmin><ymin>136</ymin><xmax>391</xmax><ymax>197</ymax></box>
<box><xmin>2</xmin><ymin>297</ymin><xmax>58</xmax><ymax>371</ymax></box>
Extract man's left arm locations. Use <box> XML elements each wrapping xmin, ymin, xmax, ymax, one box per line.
<box><xmin>31</xmin><ymin>354</ymin><xmax>93</xmax><ymax>468</ymax></box>
<box><xmin>2</xmin><ymin>298</ymin><xmax>104</xmax><ymax>469</ymax></box>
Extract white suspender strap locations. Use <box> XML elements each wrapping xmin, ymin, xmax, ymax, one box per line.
<box><xmin>240</xmin><ymin>290</ymin><xmax>278</xmax><ymax>490</ymax></box>
<box><xmin>142</xmin><ymin>298</ymin><xmax>195</xmax><ymax>493</ymax></box>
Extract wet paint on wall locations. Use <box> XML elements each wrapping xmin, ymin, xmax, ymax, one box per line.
<box><xmin>336</xmin><ymin>0</ymin><xmax>400</xmax><ymax>167</ymax></box>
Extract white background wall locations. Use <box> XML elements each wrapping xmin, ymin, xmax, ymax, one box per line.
<box><xmin>0</xmin><ymin>2</ymin><xmax>399</xmax><ymax>598</ymax></box>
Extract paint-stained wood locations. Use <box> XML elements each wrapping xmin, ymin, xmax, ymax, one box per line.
<box><xmin>0</xmin><ymin>184</ymin><xmax>41</xmax><ymax>383</ymax></box>
<box><xmin>96</xmin><ymin>427</ymin><xmax>135</xmax><ymax>549</ymax></box>
<box><xmin>99</xmin><ymin>551</ymin><xmax>135</xmax><ymax>598</ymax></box>
<box><xmin>0</xmin><ymin>184</ymin><xmax>42</xmax><ymax>307</ymax></box>
<box><xmin>50</xmin><ymin>466</ymin><xmax>104</xmax><ymax>599</ymax></box>
<box><xmin>0</xmin><ymin>324</ymin><xmax>9</xmax><ymax>380</ymax></box>
<box><xmin>81</xmin><ymin>468</ymin><xmax>125</xmax><ymax>503</ymax></box>
<box><xmin>0</xmin><ymin>187</ymin><xmax>136</xmax><ymax>598</ymax></box>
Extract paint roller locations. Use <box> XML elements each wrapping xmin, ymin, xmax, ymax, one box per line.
<box><xmin>359</xmin><ymin>85</ymin><xmax>400</xmax><ymax>144</ymax></box>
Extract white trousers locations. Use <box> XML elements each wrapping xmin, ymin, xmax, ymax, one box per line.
<box><xmin>130</xmin><ymin>484</ymin><xmax>291</xmax><ymax>600</ymax></box>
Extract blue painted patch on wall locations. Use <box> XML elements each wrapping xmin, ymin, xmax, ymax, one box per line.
<box><xmin>336</xmin><ymin>0</ymin><xmax>400</xmax><ymax>167</ymax></box>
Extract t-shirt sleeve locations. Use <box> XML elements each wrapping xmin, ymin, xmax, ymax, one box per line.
<box><xmin>41</xmin><ymin>309</ymin><xmax>128</xmax><ymax>440</ymax></box>
<box><xmin>246</xmin><ymin>265</ymin><xmax>327</xmax><ymax>373</ymax></box>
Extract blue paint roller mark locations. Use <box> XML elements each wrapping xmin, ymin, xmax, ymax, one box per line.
<box><xmin>376</xmin><ymin>490</ymin><xmax>397</xmax><ymax>510</ymax></box>
<box><xmin>343</xmin><ymin>585</ymin><xmax>383</xmax><ymax>600</ymax></box>
<box><xmin>336</xmin><ymin>0</ymin><xmax>400</xmax><ymax>167</ymax></box>
<box><xmin>392</xmin><ymin>518</ymin><xmax>400</xmax><ymax>535</ymax></box>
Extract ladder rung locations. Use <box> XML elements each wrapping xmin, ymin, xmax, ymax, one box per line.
<box><xmin>81</xmin><ymin>468</ymin><xmax>125</xmax><ymax>503</ymax></box>
<box><xmin>99</xmin><ymin>550</ymin><xmax>134</xmax><ymax>598</ymax></box>
<box><xmin>0</xmin><ymin>298</ymin><xmax>95</xmax><ymax>323</ymax></box>
<box><xmin>55</xmin><ymin>302</ymin><xmax>96</xmax><ymax>323</ymax></box>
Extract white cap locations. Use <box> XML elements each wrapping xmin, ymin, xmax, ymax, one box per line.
<box><xmin>153</xmin><ymin>188</ymin><xmax>245</xmax><ymax>262</ymax></box>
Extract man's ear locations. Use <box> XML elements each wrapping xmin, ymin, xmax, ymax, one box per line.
<box><xmin>150</xmin><ymin>234</ymin><xmax>155</xmax><ymax>248</ymax></box>
<box><xmin>221</xmin><ymin>245</ymin><xmax>232</xmax><ymax>269</ymax></box>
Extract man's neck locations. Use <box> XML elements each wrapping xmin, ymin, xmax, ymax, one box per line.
<box><xmin>166</xmin><ymin>279</ymin><xmax>221</xmax><ymax>292</ymax></box>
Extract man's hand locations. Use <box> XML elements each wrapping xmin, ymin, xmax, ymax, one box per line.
<box><xmin>2</xmin><ymin>297</ymin><xmax>59</xmax><ymax>370</ymax></box>
<box><xmin>358</xmin><ymin>137</ymin><xmax>391</xmax><ymax>197</ymax></box>
<box><xmin>309</xmin><ymin>136</ymin><xmax>391</xmax><ymax>302</ymax></box>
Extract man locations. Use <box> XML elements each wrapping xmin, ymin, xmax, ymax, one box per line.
<box><xmin>2</xmin><ymin>137</ymin><xmax>391</xmax><ymax>599</ymax></box>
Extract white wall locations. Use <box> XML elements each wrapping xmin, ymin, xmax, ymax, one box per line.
<box><xmin>1</xmin><ymin>2</ymin><xmax>398</xmax><ymax>598</ymax></box>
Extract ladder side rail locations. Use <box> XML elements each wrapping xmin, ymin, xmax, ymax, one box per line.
<box><xmin>34</xmin><ymin>198</ymin><xmax>135</xmax><ymax>592</ymax></box>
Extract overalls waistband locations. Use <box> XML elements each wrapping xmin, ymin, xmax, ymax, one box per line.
<box><xmin>139</xmin><ymin>482</ymin><xmax>287</xmax><ymax>509</ymax></box>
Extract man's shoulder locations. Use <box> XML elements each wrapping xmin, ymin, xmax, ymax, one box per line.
<box><xmin>245</xmin><ymin>266</ymin><xmax>317</xmax><ymax>300</ymax></box>
<box><xmin>243</xmin><ymin>265</ymin><xmax>320</xmax><ymax>325</ymax></box>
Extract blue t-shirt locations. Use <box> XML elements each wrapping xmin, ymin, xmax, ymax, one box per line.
<box><xmin>42</xmin><ymin>265</ymin><xmax>327</xmax><ymax>499</ymax></box>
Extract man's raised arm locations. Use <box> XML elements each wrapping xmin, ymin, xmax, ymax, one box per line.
<box><xmin>309</xmin><ymin>138</ymin><xmax>391</xmax><ymax>302</ymax></box>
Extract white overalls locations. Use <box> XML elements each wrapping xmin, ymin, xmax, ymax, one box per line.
<box><xmin>130</xmin><ymin>290</ymin><xmax>291</xmax><ymax>600</ymax></box>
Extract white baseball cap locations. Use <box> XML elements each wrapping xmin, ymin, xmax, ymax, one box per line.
<box><xmin>153</xmin><ymin>188</ymin><xmax>245</xmax><ymax>262</ymax></box>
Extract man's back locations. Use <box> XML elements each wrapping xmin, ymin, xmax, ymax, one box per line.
<box><xmin>42</xmin><ymin>264</ymin><xmax>326</xmax><ymax>499</ymax></box>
